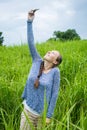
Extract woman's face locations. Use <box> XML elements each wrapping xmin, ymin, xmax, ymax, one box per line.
<box><xmin>43</xmin><ymin>50</ymin><xmax>60</xmax><ymax>65</ymax></box>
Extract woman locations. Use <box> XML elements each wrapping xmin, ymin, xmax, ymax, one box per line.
<box><xmin>20</xmin><ymin>10</ymin><xmax>62</xmax><ymax>130</ymax></box>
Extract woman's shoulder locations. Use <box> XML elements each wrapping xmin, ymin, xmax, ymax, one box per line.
<box><xmin>33</xmin><ymin>57</ymin><xmax>43</xmax><ymax>63</ymax></box>
<box><xmin>53</xmin><ymin>67</ymin><xmax>60</xmax><ymax>73</ymax></box>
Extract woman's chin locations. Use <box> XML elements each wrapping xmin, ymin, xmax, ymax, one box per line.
<box><xmin>43</xmin><ymin>56</ymin><xmax>49</xmax><ymax>61</ymax></box>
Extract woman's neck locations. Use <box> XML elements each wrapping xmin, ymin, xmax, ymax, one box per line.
<box><xmin>43</xmin><ymin>60</ymin><xmax>53</xmax><ymax>71</ymax></box>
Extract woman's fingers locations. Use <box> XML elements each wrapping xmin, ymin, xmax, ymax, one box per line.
<box><xmin>28</xmin><ymin>9</ymin><xmax>39</xmax><ymax>15</ymax></box>
<box><xmin>28</xmin><ymin>10</ymin><xmax>35</xmax><ymax>20</ymax></box>
<box><xmin>28</xmin><ymin>10</ymin><xmax>34</xmax><ymax>16</ymax></box>
<box><xmin>28</xmin><ymin>9</ymin><xmax>39</xmax><ymax>20</ymax></box>
<box><xmin>46</xmin><ymin>118</ymin><xmax>51</xmax><ymax>124</ymax></box>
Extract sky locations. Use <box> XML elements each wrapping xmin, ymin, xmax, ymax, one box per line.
<box><xmin>0</xmin><ymin>0</ymin><xmax>87</xmax><ymax>46</ymax></box>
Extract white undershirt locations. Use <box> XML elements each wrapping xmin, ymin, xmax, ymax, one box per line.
<box><xmin>22</xmin><ymin>100</ymin><xmax>40</xmax><ymax>116</ymax></box>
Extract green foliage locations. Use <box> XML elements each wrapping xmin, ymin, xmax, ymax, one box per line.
<box><xmin>0</xmin><ymin>40</ymin><xmax>87</xmax><ymax>130</ymax></box>
<box><xmin>0</xmin><ymin>32</ymin><xmax>4</xmax><ymax>46</ymax></box>
<box><xmin>53</xmin><ymin>29</ymin><xmax>81</xmax><ymax>41</ymax></box>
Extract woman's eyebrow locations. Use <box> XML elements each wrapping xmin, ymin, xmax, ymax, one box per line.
<box><xmin>52</xmin><ymin>51</ymin><xmax>56</xmax><ymax>55</ymax></box>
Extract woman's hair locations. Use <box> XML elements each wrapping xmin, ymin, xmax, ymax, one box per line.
<box><xmin>34</xmin><ymin>61</ymin><xmax>44</xmax><ymax>88</ymax></box>
<box><xmin>34</xmin><ymin>55</ymin><xmax>62</xmax><ymax>88</ymax></box>
<box><xmin>53</xmin><ymin>54</ymin><xmax>62</xmax><ymax>67</ymax></box>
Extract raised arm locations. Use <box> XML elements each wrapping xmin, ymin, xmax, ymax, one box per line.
<box><xmin>27</xmin><ymin>10</ymin><xmax>41</xmax><ymax>61</ymax></box>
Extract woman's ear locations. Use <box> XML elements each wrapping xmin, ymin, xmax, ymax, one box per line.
<box><xmin>53</xmin><ymin>60</ymin><xmax>58</xmax><ymax>65</ymax></box>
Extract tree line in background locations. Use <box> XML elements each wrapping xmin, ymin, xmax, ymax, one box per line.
<box><xmin>0</xmin><ymin>32</ymin><xmax>4</xmax><ymax>46</ymax></box>
<box><xmin>48</xmin><ymin>29</ymin><xmax>81</xmax><ymax>41</ymax></box>
<box><xmin>0</xmin><ymin>29</ymin><xmax>81</xmax><ymax>46</ymax></box>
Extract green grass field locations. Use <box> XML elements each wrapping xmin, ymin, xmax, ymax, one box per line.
<box><xmin>0</xmin><ymin>40</ymin><xmax>87</xmax><ymax>130</ymax></box>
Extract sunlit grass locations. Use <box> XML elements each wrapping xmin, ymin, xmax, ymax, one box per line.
<box><xmin>0</xmin><ymin>40</ymin><xmax>87</xmax><ymax>130</ymax></box>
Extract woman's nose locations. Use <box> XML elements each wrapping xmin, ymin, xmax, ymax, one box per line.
<box><xmin>48</xmin><ymin>51</ymin><xmax>51</xmax><ymax>54</ymax></box>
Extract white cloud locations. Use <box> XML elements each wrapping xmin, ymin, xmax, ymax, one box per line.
<box><xmin>0</xmin><ymin>0</ymin><xmax>87</xmax><ymax>45</ymax></box>
<box><xmin>14</xmin><ymin>12</ymin><xmax>27</xmax><ymax>20</ymax></box>
<box><xmin>66</xmin><ymin>10</ymin><xmax>76</xmax><ymax>16</ymax></box>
